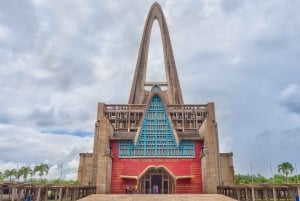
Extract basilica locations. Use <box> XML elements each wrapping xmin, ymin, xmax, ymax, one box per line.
<box><xmin>77</xmin><ymin>2</ymin><xmax>234</xmax><ymax>194</ymax></box>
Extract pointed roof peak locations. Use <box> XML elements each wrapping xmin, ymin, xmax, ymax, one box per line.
<box><xmin>151</xmin><ymin>2</ymin><xmax>162</xmax><ymax>8</ymax></box>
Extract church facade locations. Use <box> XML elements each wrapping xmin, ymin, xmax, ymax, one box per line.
<box><xmin>77</xmin><ymin>2</ymin><xmax>234</xmax><ymax>194</ymax></box>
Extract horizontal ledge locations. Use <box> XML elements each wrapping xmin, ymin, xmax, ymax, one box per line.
<box><xmin>120</xmin><ymin>175</ymin><xmax>138</xmax><ymax>179</ymax></box>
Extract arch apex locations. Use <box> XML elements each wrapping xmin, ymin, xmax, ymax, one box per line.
<box><xmin>150</xmin><ymin>2</ymin><xmax>163</xmax><ymax>10</ymax></box>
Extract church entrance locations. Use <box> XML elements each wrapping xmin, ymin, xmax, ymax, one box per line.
<box><xmin>139</xmin><ymin>167</ymin><xmax>174</xmax><ymax>194</ymax></box>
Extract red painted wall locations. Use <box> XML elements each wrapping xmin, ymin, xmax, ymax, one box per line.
<box><xmin>110</xmin><ymin>141</ymin><xmax>203</xmax><ymax>194</ymax></box>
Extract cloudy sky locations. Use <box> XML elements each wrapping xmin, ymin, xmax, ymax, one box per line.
<box><xmin>1</xmin><ymin>0</ymin><xmax>300</xmax><ymax>180</ymax></box>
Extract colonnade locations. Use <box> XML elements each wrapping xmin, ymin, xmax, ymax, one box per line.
<box><xmin>218</xmin><ymin>184</ymin><xmax>300</xmax><ymax>201</ymax></box>
<box><xmin>0</xmin><ymin>183</ymin><xmax>96</xmax><ymax>201</ymax></box>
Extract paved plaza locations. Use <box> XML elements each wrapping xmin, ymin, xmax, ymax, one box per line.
<box><xmin>78</xmin><ymin>194</ymin><xmax>236</xmax><ymax>201</ymax></box>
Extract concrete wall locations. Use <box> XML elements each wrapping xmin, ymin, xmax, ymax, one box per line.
<box><xmin>219</xmin><ymin>152</ymin><xmax>235</xmax><ymax>186</ymax></box>
<box><xmin>93</xmin><ymin>102</ymin><xmax>114</xmax><ymax>194</ymax></box>
<box><xmin>199</xmin><ymin>103</ymin><xmax>221</xmax><ymax>194</ymax></box>
<box><xmin>78</xmin><ymin>153</ymin><xmax>93</xmax><ymax>185</ymax></box>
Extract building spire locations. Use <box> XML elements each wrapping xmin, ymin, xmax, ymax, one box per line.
<box><xmin>128</xmin><ymin>2</ymin><xmax>184</xmax><ymax>104</ymax></box>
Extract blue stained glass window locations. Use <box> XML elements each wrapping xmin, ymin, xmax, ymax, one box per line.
<box><xmin>118</xmin><ymin>95</ymin><xmax>195</xmax><ymax>157</ymax></box>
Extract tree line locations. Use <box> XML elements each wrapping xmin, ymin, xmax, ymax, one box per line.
<box><xmin>235</xmin><ymin>162</ymin><xmax>299</xmax><ymax>184</ymax></box>
<box><xmin>0</xmin><ymin>163</ymin><xmax>78</xmax><ymax>184</ymax></box>
<box><xmin>0</xmin><ymin>163</ymin><xmax>49</xmax><ymax>182</ymax></box>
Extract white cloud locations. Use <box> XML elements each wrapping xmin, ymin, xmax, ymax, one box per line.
<box><xmin>279</xmin><ymin>84</ymin><xmax>300</xmax><ymax>101</ymax></box>
<box><xmin>0</xmin><ymin>24</ymin><xmax>10</xmax><ymax>41</ymax></box>
<box><xmin>0</xmin><ymin>124</ymin><xmax>92</xmax><ymax>180</ymax></box>
<box><xmin>279</xmin><ymin>84</ymin><xmax>300</xmax><ymax>115</ymax></box>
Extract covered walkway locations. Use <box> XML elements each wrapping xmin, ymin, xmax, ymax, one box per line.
<box><xmin>0</xmin><ymin>183</ymin><xmax>95</xmax><ymax>201</ymax></box>
<box><xmin>218</xmin><ymin>184</ymin><xmax>300</xmax><ymax>201</ymax></box>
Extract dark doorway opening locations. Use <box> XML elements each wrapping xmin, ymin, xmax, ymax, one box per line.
<box><xmin>139</xmin><ymin>168</ymin><xmax>174</xmax><ymax>194</ymax></box>
<box><xmin>151</xmin><ymin>175</ymin><xmax>162</xmax><ymax>193</ymax></box>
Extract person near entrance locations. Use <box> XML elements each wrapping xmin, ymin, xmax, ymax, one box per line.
<box><xmin>134</xmin><ymin>184</ymin><xmax>138</xmax><ymax>194</ymax></box>
<box><xmin>152</xmin><ymin>184</ymin><xmax>159</xmax><ymax>194</ymax></box>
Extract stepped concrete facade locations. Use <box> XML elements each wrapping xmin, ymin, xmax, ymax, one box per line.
<box><xmin>77</xmin><ymin>2</ymin><xmax>234</xmax><ymax>194</ymax></box>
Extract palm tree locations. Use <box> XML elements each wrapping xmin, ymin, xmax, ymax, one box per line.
<box><xmin>4</xmin><ymin>169</ymin><xmax>17</xmax><ymax>182</ymax></box>
<box><xmin>19</xmin><ymin>166</ymin><xmax>32</xmax><ymax>182</ymax></box>
<box><xmin>34</xmin><ymin>163</ymin><xmax>49</xmax><ymax>180</ymax></box>
<box><xmin>278</xmin><ymin>162</ymin><xmax>294</xmax><ymax>182</ymax></box>
<box><xmin>16</xmin><ymin>169</ymin><xmax>22</xmax><ymax>182</ymax></box>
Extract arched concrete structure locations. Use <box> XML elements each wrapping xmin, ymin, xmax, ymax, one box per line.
<box><xmin>128</xmin><ymin>2</ymin><xmax>184</xmax><ymax>105</ymax></box>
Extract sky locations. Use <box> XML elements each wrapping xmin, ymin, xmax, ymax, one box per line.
<box><xmin>0</xmin><ymin>0</ymin><xmax>300</xmax><ymax>181</ymax></box>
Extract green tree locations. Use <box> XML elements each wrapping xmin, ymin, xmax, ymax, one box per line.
<box><xmin>255</xmin><ymin>174</ymin><xmax>268</xmax><ymax>183</ymax></box>
<box><xmin>28</xmin><ymin>178</ymin><xmax>38</xmax><ymax>184</ymax></box>
<box><xmin>4</xmin><ymin>169</ymin><xmax>17</xmax><ymax>182</ymax></box>
<box><xmin>40</xmin><ymin>178</ymin><xmax>48</xmax><ymax>184</ymax></box>
<box><xmin>19</xmin><ymin>166</ymin><xmax>32</xmax><ymax>182</ymax></box>
<box><xmin>0</xmin><ymin>171</ymin><xmax>3</xmax><ymax>181</ymax></box>
<box><xmin>235</xmin><ymin>174</ymin><xmax>252</xmax><ymax>184</ymax></box>
<box><xmin>278</xmin><ymin>162</ymin><xmax>294</xmax><ymax>182</ymax></box>
<box><xmin>270</xmin><ymin>174</ymin><xmax>285</xmax><ymax>184</ymax></box>
<box><xmin>52</xmin><ymin>178</ymin><xmax>63</xmax><ymax>184</ymax></box>
<box><xmin>67</xmin><ymin>180</ymin><xmax>79</xmax><ymax>185</ymax></box>
<box><xmin>16</xmin><ymin>169</ymin><xmax>22</xmax><ymax>181</ymax></box>
<box><xmin>34</xmin><ymin>163</ymin><xmax>49</xmax><ymax>180</ymax></box>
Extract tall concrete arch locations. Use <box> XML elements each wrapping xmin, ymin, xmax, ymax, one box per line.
<box><xmin>128</xmin><ymin>2</ymin><xmax>184</xmax><ymax>105</ymax></box>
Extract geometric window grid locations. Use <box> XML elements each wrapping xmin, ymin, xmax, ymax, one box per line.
<box><xmin>119</xmin><ymin>95</ymin><xmax>195</xmax><ymax>157</ymax></box>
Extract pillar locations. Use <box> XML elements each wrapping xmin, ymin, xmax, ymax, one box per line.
<box><xmin>11</xmin><ymin>187</ymin><xmax>15</xmax><ymax>201</ymax></box>
<box><xmin>93</xmin><ymin>103</ymin><xmax>113</xmax><ymax>193</ymax></box>
<box><xmin>0</xmin><ymin>186</ymin><xmax>3</xmax><ymax>201</ymax></box>
<box><xmin>273</xmin><ymin>187</ymin><xmax>277</xmax><ymax>201</ymax></box>
<box><xmin>263</xmin><ymin>188</ymin><xmax>269</xmax><ymax>201</ymax></box>
<box><xmin>236</xmin><ymin>188</ymin><xmax>241</xmax><ymax>201</ymax></box>
<box><xmin>200</xmin><ymin>103</ymin><xmax>221</xmax><ymax>193</ymax></box>
<box><xmin>65</xmin><ymin>187</ymin><xmax>69</xmax><ymax>201</ymax></box>
<box><xmin>245</xmin><ymin>187</ymin><xmax>249</xmax><ymax>201</ymax></box>
<box><xmin>251</xmin><ymin>186</ymin><xmax>255</xmax><ymax>201</ymax></box>
<box><xmin>58</xmin><ymin>187</ymin><xmax>62</xmax><ymax>201</ymax></box>
<box><xmin>36</xmin><ymin>187</ymin><xmax>41</xmax><ymax>201</ymax></box>
<box><xmin>44</xmin><ymin>188</ymin><xmax>48</xmax><ymax>201</ymax></box>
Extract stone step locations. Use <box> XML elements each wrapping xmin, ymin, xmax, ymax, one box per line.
<box><xmin>78</xmin><ymin>194</ymin><xmax>237</xmax><ymax>201</ymax></box>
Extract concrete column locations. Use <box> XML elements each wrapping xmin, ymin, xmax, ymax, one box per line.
<box><xmin>58</xmin><ymin>187</ymin><xmax>62</xmax><ymax>201</ymax></box>
<box><xmin>44</xmin><ymin>188</ymin><xmax>48</xmax><ymax>201</ymax></box>
<box><xmin>273</xmin><ymin>187</ymin><xmax>277</xmax><ymax>201</ymax></box>
<box><xmin>20</xmin><ymin>189</ymin><xmax>25</xmax><ymax>201</ymax></box>
<box><xmin>55</xmin><ymin>189</ymin><xmax>59</xmax><ymax>201</ymax></box>
<box><xmin>263</xmin><ymin>188</ymin><xmax>269</xmax><ymax>201</ymax></box>
<box><xmin>65</xmin><ymin>187</ymin><xmax>69</xmax><ymax>201</ymax></box>
<box><xmin>199</xmin><ymin>103</ymin><xmax>221</xmax><ymax>194</ymax></box>
<box><xmin>251</xmin><ymin>187</ymin><xmax>255</xmax><ymax>201</ymax></box>
<box><xmin>93</xmin><ymin>106</ymin><xmax>114</xmax><ymax>194</ymax></box>
<box><xmin>72</xmin><ymin>190</ymin><xmax>78</xmax><ymax>201</ymax></box>
<box><xmin>245</xmin><ymin>187</ymin><xmax>249</xmax><ymax>201</ymax></box>
<box><xmin>11</xmin><ymin>187</ymin><xmax>15</xmax><ymax>201</ymax></box>
<box><xmin>16</xmin><ymin>189</ymin><xmax>21</xmax><ymax>201</ymax></box>
<box><xmin>236</xmin><ymin>188</ymin><xmax>241</xmax><ymax>201</ymax></box>
<box><xmin>0</xmin><ymin>188</ymin><xmax>3</xmax><ymax>201</ymax></box>
<box><xmin>36</xmin><ymin>187</ymin><xmax>41</xmax><ymax>201</ymax></box>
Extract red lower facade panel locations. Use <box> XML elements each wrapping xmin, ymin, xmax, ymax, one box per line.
<box><xmin>110</xmin><ymin>141</ymin><xmax>203</xmax><ymax>194</ymax></box>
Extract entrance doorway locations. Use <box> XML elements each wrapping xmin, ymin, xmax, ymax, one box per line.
<box><xmin>139</xmin><ymin>167</ymin><xmax>174</xmax><ymax>194</ymax></box>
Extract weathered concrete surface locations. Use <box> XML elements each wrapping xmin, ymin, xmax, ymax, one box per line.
<box><xmin>78</xmin><ymin>194</ymin><xmax>236</xmax><ymax>201</ymax></box>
